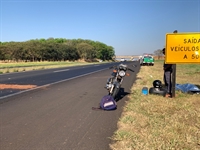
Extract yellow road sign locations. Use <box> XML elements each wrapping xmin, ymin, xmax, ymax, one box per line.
<box><xmin>165</xmin><ymin>33</ymin><xmax>200</xmax><ymax>64</ymax></box>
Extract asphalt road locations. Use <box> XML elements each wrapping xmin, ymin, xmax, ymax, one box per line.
<box><xmin>0</xmin><ymin>61</ymin><xmax>140</xmax><ymax>150</ymax></box>
<box><xmin>0</xmin><ymin>62</ymin><xmax>117</xmax><ymax>99</ymax></box>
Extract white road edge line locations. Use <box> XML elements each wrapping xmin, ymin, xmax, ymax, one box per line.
<box><xmin>53</xmin><ymin>69</ymin><xmax>70</xmax><ymax>73</ymax></box>
<box><xmin>0</xmin><ymin>68</ymin><xmax>108</xmax><ymax>100</ymax></box>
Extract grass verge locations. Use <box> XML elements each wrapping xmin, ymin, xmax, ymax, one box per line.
<box><xmin>0</xmin><ymin>61</ymin><xmax>101</xmax><ymax>74</ymax></box>
<box><xmin>110</xmin><ymin>61</ymin><xmax>200</xmax><ymax>150</ymax></box>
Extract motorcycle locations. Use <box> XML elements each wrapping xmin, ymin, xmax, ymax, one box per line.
<box><xmin>105</xmin><ymin>63</ymin><xmax>135</xmax><ymax>100</ymax></box>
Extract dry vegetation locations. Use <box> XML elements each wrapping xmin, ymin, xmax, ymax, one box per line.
<box><xmin>110</xmin><ymin>61</ymin><xmax>200</xmax><ymax>150</ymax></box>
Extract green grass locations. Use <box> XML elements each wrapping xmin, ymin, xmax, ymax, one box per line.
<box><xmin>110</xmin><ymin>61</ymin><xmax>200</xmax><ymax>150</ymax></box>
<box><xmin>0</xmin><ymin>61</ymin><xmax>85</xmax><ymax>69</ymax></box>
<box><xmin>0</xmin><ymin>61</ymin><xmax>101</xmax><ymax>74</ymax></box>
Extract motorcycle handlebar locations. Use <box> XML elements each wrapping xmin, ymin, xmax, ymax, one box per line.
<box><xmin>109</xmin><ymin>66</ymin><xmax>117</xmax><ymax>69</ymax></box>
<box><xmin>128</xmin><ymin>68</ymin><xmax>134</xmax><ymax>72</ymax></box>
<box><xmin>109</xmin><ymin>65</ymin><xmax>135</xmax><ymax>72</ymax></box>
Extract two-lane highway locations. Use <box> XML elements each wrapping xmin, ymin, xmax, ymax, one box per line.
<box><xmin>0</xmin><ymin>62</ymin><xmax>129</xmax><ymax>99</ymax></box>
<box><xmin>0</xmin><ymin>61</ymin><xmax>140</xmax><ymax>150</ymax></box>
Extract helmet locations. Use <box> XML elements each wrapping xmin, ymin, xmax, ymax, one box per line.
<box><xmin>153</xmin><ymin>80</ymin><xmax>162</xmax><ymax>88</ymax></box>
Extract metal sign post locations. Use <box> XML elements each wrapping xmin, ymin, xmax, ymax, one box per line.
<box><xmin>172</xmin><ymin>30</ymin><xmax>177</xmax><ymax>98</ymax></box>
<box><xmin>172</xmin><ymin>64</ymin><xmax>176</xmax><ymax>98</ymax></box>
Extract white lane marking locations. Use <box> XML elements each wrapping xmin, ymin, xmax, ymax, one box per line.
<box><xmin>53</xmin><ymin>69</ymin><xmax>70</xmax><ymax>73</ymax></box>
<box><xmin>0</xmin><ymin>68</ymin><xmax>108</xmax><ymax>100</ymax></box>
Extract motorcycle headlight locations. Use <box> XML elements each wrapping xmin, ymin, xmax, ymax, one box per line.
<box><xmin>119</xmin><ymin>70</ymin><xmax>126</xmax><ymax>77</ymax></box>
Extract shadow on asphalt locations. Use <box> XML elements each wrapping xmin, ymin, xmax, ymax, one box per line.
<box><xmin>116</xmin><ymin>88</ymin><xmax>130</xmax><ymax>102</ymax></box>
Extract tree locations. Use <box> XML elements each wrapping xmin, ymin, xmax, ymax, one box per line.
<box><xmin>76</xmin><ymin>42</ymin><xmax>95</xmax><ymax>60</ymax></box>
<box><xmin>154</xmin><ymin>49</ymin><xmax>163</xmax><ymax>60</ymax></box>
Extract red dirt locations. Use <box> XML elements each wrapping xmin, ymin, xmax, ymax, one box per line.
<box><xmin>0</xmin><ymin>84</ymin><xmax>37</xmax><ymax>90</ymax></box>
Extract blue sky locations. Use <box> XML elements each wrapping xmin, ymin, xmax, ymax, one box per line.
<box><xmin>0</xmin><ymin>0</ymin><xmax>199</xmax><ymax>55</ymax></box>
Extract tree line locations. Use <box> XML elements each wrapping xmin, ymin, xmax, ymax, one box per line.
<box><xmin>0</xmin><ymin>38</ymin><xmax>115</xmax><ymax>62</ymax></box>
<box><xmin>154</xmin><ymin>49</ymin><xmax>164</xmax><ymax>59</ymax></box>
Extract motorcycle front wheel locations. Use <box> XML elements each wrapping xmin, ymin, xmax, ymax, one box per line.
<box><xmin>111</xmin><ymin>87</ymin><xmax>120</xmax><ymax>99</ymax></box>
